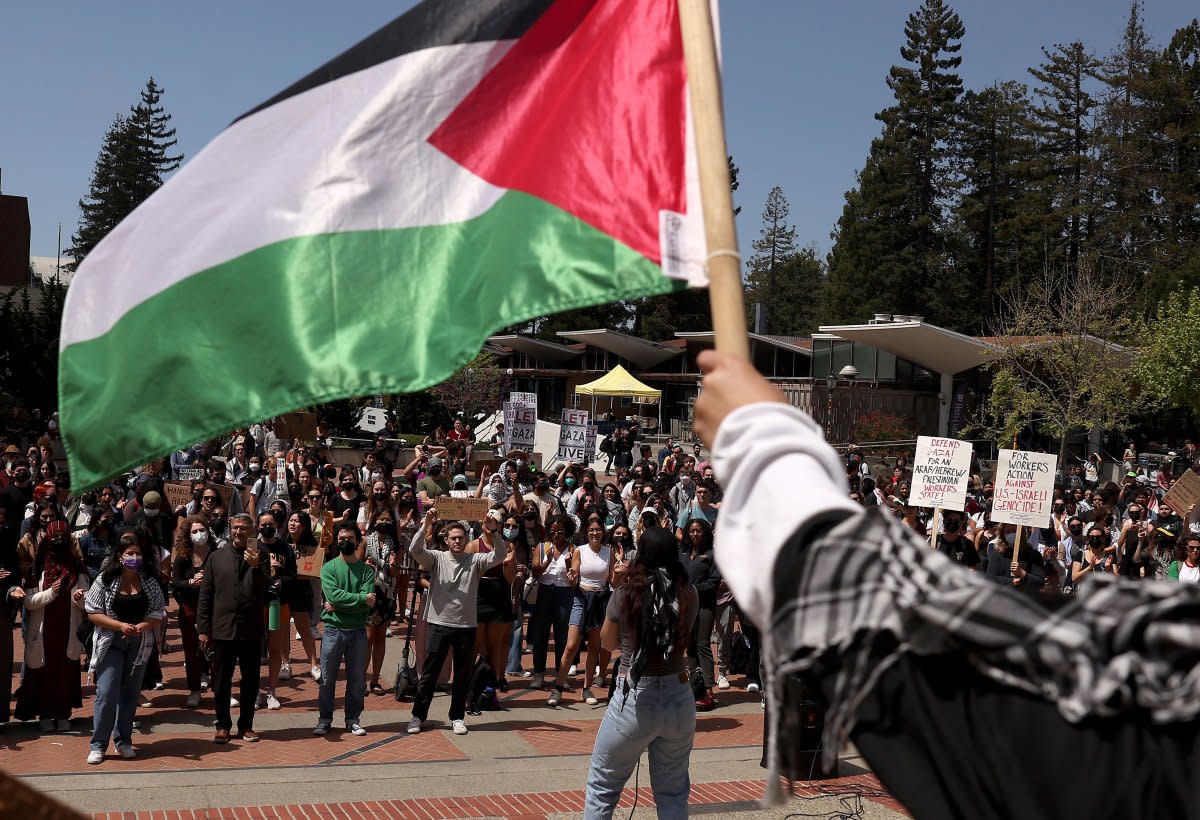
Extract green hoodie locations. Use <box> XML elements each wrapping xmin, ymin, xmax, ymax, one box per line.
<box><xmin>320</xmin><ymin>556</ymin><xmax>376</xmax><ymax>630</ymax></box>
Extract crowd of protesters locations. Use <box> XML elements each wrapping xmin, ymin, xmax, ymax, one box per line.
<box><xmin>0</xmin><ymin>411</ymin><xmax>760</xmax><ymax>782</ymax></box>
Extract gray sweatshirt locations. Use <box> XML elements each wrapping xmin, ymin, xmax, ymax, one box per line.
<box><xmin>409</xmin><ymin>531</ymin><xmax>505</xmax><ymax>628</ymax></box>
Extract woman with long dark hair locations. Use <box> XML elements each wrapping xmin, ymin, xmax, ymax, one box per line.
<box><xmin>584</xmin><ymin>527</ymin><xmax>697</xmax><ymax>817</ymax></box>
<box><xmin>528</xmin><ymin>513</ymin><xmax>576</xmax><ymax>689</ymax></box>
<box><xmin>472</xmin><ymin>506</ymin><xmax>523</xmax><ymax>689</ymax></box>
<box><xmin>282</xmin><ymin>511</ymin><xmax>321</xmax><ymax>681</ymax></box>
<box><xmin>85</xmin><ymin>531</ymin><xmax>166</xmax><ymax>763</ymax></box>
<box><xmin>363</xmin><ymin>506</ymin><xmax>401</xmax><ymax>694</ymax></box>
<box><xmin>549</xmin><ymin>515</ymin><xmax>613</xmax><ymax>707</ymax></box>
<box><xmin>680</xmin><ymin>516</ymin><xmax>721</xmax><ymax>709</ymax></box>
<box><xmin>171</xmin><ymin>515</ymin><xmax>212</xmax><ymax>708</ymax></box>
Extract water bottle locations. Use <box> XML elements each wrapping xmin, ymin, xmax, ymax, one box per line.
<box><xmin>268</xmin><ymin>599</ymin><xmax>280</xmax><ymax>631</ymax></box>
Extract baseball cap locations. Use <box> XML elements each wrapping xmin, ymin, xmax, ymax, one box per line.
<box><xmin>428</xmin><ymin>457</ymin><xmax>443</xmax><ymax>469</ymax></box>
<box><xmin>452</xmin><ymin>474</ymin><xmax>468</xmax><ymax>486</ymax></box>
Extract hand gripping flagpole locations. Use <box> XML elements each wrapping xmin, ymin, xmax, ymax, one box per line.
<box><xmin>678</xmin><ymin>0</ymin><xmax>750</xmax><ymax>361</ymax></box>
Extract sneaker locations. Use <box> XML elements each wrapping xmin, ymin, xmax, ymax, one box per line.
<box><xmin>548</xmin><ymin>688</ymin><xmax>562</xmax><ymax>707</ymax></box>
<box><xmin>451</xmin><ymin>719</ymin><xmax>468</xmax><ymax>735</ymax></box>
<box><xmin>568</xmin><ymin>664</ymin><xmax>577</xmax><ymax>677</ymax></box>
<box><xmin>313</xmin><ymin>723</ymin><xmax>330</xmax><ymax>736</ymax></box>
<box><xmin>717</xmin><ymin>675</ymin><xmax>730</xmax><ymax>690</ymax></box>
<box><xmin>279</xmin><ymin>665</ymin><xmax>292</xmax><ymax>681</ymax></box>
<box><xmin>230</xmin><ymin>697</ymin><xmax>239</xmax><ymax>707</ymax></box>
<box><xmin>238</xmin><ymin>729</ymin><xmax>259</xmax><ymax>743</ymax></box>
<box><xmin>87</xmin><ymin>750</ymin><xmax>104</xmax><ymax>765</ymax></box>
<box><xmin>385</xmin><ymin>627</ymin><xmax>393</xmax><ymax>638</ymax></box>
<box><xmin>116</xmin><ymin>743</ymin><xmax>136</xmax><ymax>760</ymax></box>
<box><xmin>695</xmin><ymin>693</ymin><xmax>715</xmax><ymax>711</ymax></box>
<box><xmin>747</xmin><ymin>682</ymin><xmax>760</xmax><ymax>693</ymax></box>
<box><xmin>406</xmin><ymin>717</ymin><xmax>422</xmax><ymax>734</ymax></box>
<box><xmin>186</xmin><ymin>691</ymin><xmax>202</xmax><ymax>708</ymax></box>
<box><xmin>266</xmin><ymin>693</ymin><xmax>282</xmax><ymax>711</ymax></box>
<box><xmin>200</xmin><ymin>674</ymin><xmax>210</xmax><ymax>691</ymax></box>
<box><xmin>348</xmin><ymin>723</ymin><xmax>367</xmax><ymax>736</ymax></box>
<box><xmin>213</xmin><ymin>728</ymin><xmax>230</xmax><ymax>744</ymax></box>
<box><xmin>311</xmin><ymin>666</ymin><xmax>322</xmax><ymax>683</ymax></box>
<box><xmin>583</xmin><ymin>687</ymin><xmax>598</xmax><ymax>706</ymax></box>
<box><xmin>255</xmin><ymin>692</ymin><xmax>267</xmax><ymax>709</ymax></box>
<box><xmin>153</xmin><ymin>681</ymin><xmax>165</xmax><ymax>690</ymax></box>
<box><xmin>530</xmin><ymin>673</ymin><xmax>544</xmax><ymax>690</ymax></box>
<box><xmin>294</xmin><ymin>631</ymin><xmax>302</xmax><ymax>641</ymax></box>
<box><xmin>140</xmin><ymin>697</ymin><xmax>152</xmax><ymax>708</ymax></box>
<box><xmin>520</xmin><ymin>670</ymin><xmax>532</xmax><ymax>678</ymax></box>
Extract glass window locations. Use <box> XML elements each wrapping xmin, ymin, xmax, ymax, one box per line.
<box><xmin>812</xmin><ymin>340</ymin><xmax>831</xmax><ymax>379</ymax></box>
<box><xmin>831</xmin><ymin>341</ymin><xmax>853</xmax><ymax>375</ymax></box>
<box><xmin>853</xmin><ymin>343</ymin><xmax>876</xmax><ymax>380</ymax></box>
<box><xmin>876</xmin><ymin>350</ymin><xmax>897</xmax><ymax>382</ymax></box>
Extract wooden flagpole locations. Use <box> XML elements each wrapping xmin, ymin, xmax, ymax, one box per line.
<box><xmin>678</xmin><ymin>0</ymin><xmax>750</xmax><ymax>361</ymax></box>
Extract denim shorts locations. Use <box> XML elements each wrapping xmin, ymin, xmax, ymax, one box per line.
<box><xmin>570</xmin><ymin>588</ymin><xmax>610</xmax><ymax>630</ymax></box>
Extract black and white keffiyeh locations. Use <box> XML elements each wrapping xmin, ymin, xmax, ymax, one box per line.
<box><xmin>764</xmin><ymin>506</ymin><xmax>1200</xmax><ymax>799</ymax></box>
<box><xmin>625</xmin><ymin>567</ymin><xmax>682</xmax><ymax>693</ymax></box>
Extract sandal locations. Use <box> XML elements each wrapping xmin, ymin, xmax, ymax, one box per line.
<box><xmin>370</xmin><ymin>683</ymin><xmax>386</xmax><ymax>696</ymax></box>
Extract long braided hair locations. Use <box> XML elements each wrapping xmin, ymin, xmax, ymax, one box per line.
<box><xmin>618</xmin><ymin>527</ymin><xmax>689</xmax><ymax>689</ymax></box>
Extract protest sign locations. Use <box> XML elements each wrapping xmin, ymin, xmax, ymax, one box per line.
<box><xmin>510</xmin><ymin>391</ymin><xmax>538</xmax><ymax>410</ymax></box>
<box><xmin>436</xmin><ymin>496</ymin><xmax>491</xmax><ymax>521</ymax></box>
<box><xmin>991</xmin><ymin>449</ymin><xmax>1057</xmax><ymax>528</ymax></box>
<box><xmin>909</xmin><ymin>436</ymin><xmax>972</xmax><ymax>512</ymax></box>
<box><xmin>504</xmin><ymin>404</ymin><xmax>537</xmax><ymax>453</ymax></box>
<box><xmin>584</xmin><ymin>425</ymin><xmax>598</xmax><ymax>463</ymax></box>
<box><xmin>557</xmin><ymin>409</ymin><xmax>589</xmax><ymax>462</ymax></box>
<box><xmin>296</xmin><ymin>545</ymin><xmax>326</xmax><ymax>578</ymax></box>
<box><xmin>178</xmin><ymin>467</ymin><xmax>203</xmax><ymax>481</ymax></box>
<box><xmin>1164</xmin><ymin>469</ymin><xmax>1200</xmax><ymax>514</ymax></box>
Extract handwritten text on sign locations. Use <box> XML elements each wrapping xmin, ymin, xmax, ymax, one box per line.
<box><xmin>557</xmin><ymin>409</ymin><xmax>590</xmax><ymax>461</ymax></box>
<box><xmin>991</xmin><ymin>449</ymin><xmax>1057</xmax><ymax>527</ymax></box>
<box><xmin>910</xmin><ymin>436</ymin><xmax>972</xmax><ymax>511</ymax></box>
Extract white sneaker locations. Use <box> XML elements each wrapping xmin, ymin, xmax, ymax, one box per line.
<box><xmin>568</xmin><ymin>664</ymin><xmax>577</xmax><ymax>677</ymax></box>
<box><xmin>717</xmin><ymin>675</ymin><xmax>730</xmax><ymax>690</ymax></box>
<box><xmin>294</xmin><ymin>631</ymin><xmax>302</xmax><ymax>641</ymax></box>
<box><xmin>520</xmin><ymin>670</ymin><xmax>532</xmax><ymax>678</ymax></box>
<box><xmin>406</xmin><ymin>717</ymin><xmax>422</xmax><ymax>734</ymax></box>
<box><xmin>452</xmin><ymin>719</ymin><xmax>468</xmax><ymax>735</ymax></box>
<box><xmin>747</xmin><ymin>682</ymin><xmax>760</xmax><ymax>693</ymax></box>
<box><xmin>279</xmin><ymin>665</ymin><xmax>292</xmax><ymax>681</ymax></box>
<box><xmin>116</xmin><ymin>743</ymin><xmax>136</xmax><ymax>760</ymax></box>
<box><xmin>266</xmin><ymin>693</ymin><xmax>282</xmax><ymax>711</ymax></box>
<box><xmin>548</xmin><ymin>688</ymin><xmax>562</xmax><ymax>707</ymax></box>
<box><xmin>86</xmin><ymin>750</ymin><xmax>103</xmax><ymax>765</ymax></box>
<box><xmin>348</xmin><ymin>723</ymin><xmax>367</xmax><ymax>736</ymax></box>
<box><xmin>230</xmin><ymin>697</ymin><xmax>239</xmax><ymax>708</ymax></box>
<box><xmin>255</xmin><ymin>692</ymin><xmax>267</xmax><ymax>709</ymax></box>
<box><xmin>583</xmin><ymin>687</ymin><xmax>598</xmax><ymax>705</ymax></box>
<box><xmin>530</xmin><ymin>673</ymin><xmax>544</xmax><ymax>690</ymax></box>
<box><xmin>311</xmin><ymin>666</ymin><xmax>322</xmax><ymax>683</ymax></box>
<box><xmin>139</xmin><ymin>697</ymin><xmax>152</xmax><ymax>708</ymax></box>
<box><xmin>186</xmin><ymin>691</ymin><xmax>202</xmax><ymax>708</ymax></box>
<box><xmin>200</xmin><ymin>674</ymin><xmax>209</xmax><ymax>691</ymax></box>
<box><xmin>385</xmin><ymin>627</ymin><xmax>393</xmax><ymax>637</ymax></box>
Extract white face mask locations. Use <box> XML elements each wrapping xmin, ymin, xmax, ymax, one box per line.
<box><xmin>144</xmin><ymin>507</ymin><xmax>160</xmax><ymax>518</ymax></box>
<box><xmin>249</xmin><ymin>463</ymin><xmax>261</xmax><ymax>472</ymax></box>
<box><xmin>190</xmin><ymin>531</ymin><xmax>209</xmax><ymax>545</ymax></box>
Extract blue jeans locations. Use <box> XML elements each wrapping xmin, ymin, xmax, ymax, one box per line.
<box><xmin>528</xmin><ymin>585</ymin><xmax>572</xmax><ymax>675</ymax></box>
<box><xmin>506</xmin><ymin>613</ymin><xmax>524</xmax><ymax>675</ymax></box>
<box><xmin>90</xmin><ymin>634</ymin><xmax>148</xmax><ymax>752</ymax></box>
<box><xmin>584</xmin><ymin>673</ymin><xmax>695</xmax><ymax>819</ymax></box>
<box><xmin>317</xmin><ymin>626</ymin><xmax>368</xmax><ymax>727</ymax></box>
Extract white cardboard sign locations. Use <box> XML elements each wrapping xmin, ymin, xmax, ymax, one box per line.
<box><xmin>991</xmin><ymin>449</ymin><xmax>1057</xmax><ymax>528</ymax></box>
<box><xmin>556</xmin><ymin>409</ymin><xmax>589</xmax><ymax>461</ymax></box>
<box><xmin>909</xmin><ymin>436</ymin><xmax>972</xmax><ymax>512</ymax></box>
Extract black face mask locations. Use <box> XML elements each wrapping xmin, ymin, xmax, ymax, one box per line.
<box><xmin>944</xmin><ymin>519</ymin><xmax>961</xmax><ymax>534</ymax></box>
<box><xmin>1088</xmin><ymin>536</ymin><xmax>1106</xmax><ymax>548</ymax></box>
<box><xmin>337</xmin><ymin>539</ymin><xmax>357</xmax><ymax>556</ymax></box>
<box><xmin>211</xmin><ymin>517</ymin><xmax>225</xmax><ymax>530</ymax></box>
<box><xmin>375</xmin><ymin>522</ymin><xmax>393</xmax><ymax>533</ymax></box>
<box><xmin>583</xmin><ymin>482</ymin><xmax>594</xmax><ymax>491</ymax></box>
<box><xmin>82</xmin><ymin>492</ymin><xmax>97</xmax><ymax>506</ymax></box>
<box><xmin>13</xmin><ymin>471</ymin><xmax>29</xmax><ymax>483</ymax></box>
<box><xmin>398</xmin><ymin>498</ymin><xmax>414</xmax><ymax>508</ymax></box>
<box><xmin>373</xmin><ymin>492</ymin><xmax>386</xmax><ymax>501</ymax></box>
<box><xmin>50</xmin><ymin>537</ymin><xmax>68</xmax><ymax>550</ymax></box>
<box><xmin>259</xmin><ymin>525</ymin><xmax>276</xmax><ymax>539</ymax></box>
<box><xmin>1069</xmin><ymin>525</ymin><xmax>1083</xmax><ymax>536</ymax></box>
<box><xmin>523</xmin><ymin>511</ymin><xmax>538</xmax><ymax>521</ymax></box>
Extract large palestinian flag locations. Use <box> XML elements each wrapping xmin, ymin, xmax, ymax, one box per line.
<box><xmin>59</xmin><ymin>0</ymin><xmax>712</xmax><ymax>488</ymax></box>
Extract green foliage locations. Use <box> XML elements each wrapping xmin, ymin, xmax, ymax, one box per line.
<box><xmin>0</xmin><ymin>275</ymin><xmax>67</xmax><ymax>413</ymax></box>
<box><xmin>854</xmin><ymin>409</ymin><xmax>918</xmax><ymax>443</ymax></box>
<box><xmin>428</xmin><ymin>351</ymin><xmax>511</xmax><ymax>421</ymax></box>
<box><xmin>1135</xmin><ymin>286</ymin><xmax>1200</xmax><ymax>416</ymax></box>
<box><xmin>68</xmin><ymin>78</ymin><xmax>182</xmax><ymax>268</ymax></box>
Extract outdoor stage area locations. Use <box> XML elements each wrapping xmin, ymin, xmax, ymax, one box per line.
<box><xmin>2</xmin><ymin>622</ymin><xmax>905</xmax><ymax>819</ymax></box>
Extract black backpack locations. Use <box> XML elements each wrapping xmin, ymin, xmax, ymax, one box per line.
<box><xmin>467</xmin><ymin>657</ymin><xmax>500</xmax><ymax>715</ymax></box>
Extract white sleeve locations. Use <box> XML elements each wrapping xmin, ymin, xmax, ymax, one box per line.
<box><xmin>712</xmin><ymin>402</ymin><xmax>859</xmax><ymax>631</ymax></box>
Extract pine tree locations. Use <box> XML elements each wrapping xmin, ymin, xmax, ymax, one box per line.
<box><xmin>68</xmin><ymin>78</ymin><xmax>183</xmax><ymax>268</ymax></box>
<box><xmin>745</xmin><ymin>186</ymin><xmax>797</xmax><ymax>304</ymax></box>
<box><xmin>825</xmin><ymin>0</ymin><xmax>966</xmax><ymax>326</ymax></box>
<box><xmin>1028</xmin><ymin>41</ymin><xmax>1103</xmax><ymax>275</ymax></box>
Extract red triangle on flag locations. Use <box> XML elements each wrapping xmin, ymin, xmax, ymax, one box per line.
<box><xmin>429</xmin><ymin>0</ymin><xmax>687</xmax><ymax>266</ymax></box>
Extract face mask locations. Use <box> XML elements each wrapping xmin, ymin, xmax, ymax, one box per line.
<box><xmin>375</xmin><ymin>522</ymin><xmax>393</xmax><ymax>532</ymax></box>
<box><xmin>398</xmin><ymin>498</ymin><xmax>414</xmax><ymax>508</ymax></box>
<box><xmin>583</xmin><ymin>482</ymin><xmax>595</xmax><ymax>491</ymax></box>
<box><xmin>14</xmin><ymin>471</ymin><xmax>29</xmax><ymax>483</ymax></box>
<box><xmin>249</xmin><ymin>463</ymin><xmax>261</xmax><ymax>472</ymax></box>
<box><xmin>1088</xmin><ymin>536</ymin><xmax>1105</xmax><ymax>549</ymax></box>
<box><xmin>190</xmin><ymin>531</ymin><xmax>209</xmax><ymax>545</ymax></box>
<box><xmin>211</xmin><ymin>517</ymin><xmax>225</xmax><ymax>530</ymax></box>
<box><xmin>50</xmin><ymin>537</ymin><xmax>67</xmax><ymax>549</ymax></box>
<box><xmin>373</xmin><ymin>492</ymin><xmax>386</xmax><ymax>501</ymax></box>
<box><xmin>143</xmin><ymin>507</ymin><xmax>160</xmax><ymax>518</ymax></box>
<box><xmin>259</xmin><ymin>525</ymin><xmax>276</xmax><ymax>539</ymax></box>
<box><xmin>82</xmin><ymin>492</ymin><xmax>97</xmax><ymax>506</ymax></box>
<box><xmin>564</xmin><ymin>477</ymin><xmax>577</xmax><ymax>489</ymax></box>
<box><xmin>523</xmin><ymin>511</ymin><xmax>538</xmax><ymax>521</ymax></box>
<box><xmin>944</xmin><ymin>519</ymin><xmax>960</xmax><ymax>533</ymax></box>
<box><xmin>536</xmin><ymin>482</ymin><xmax>549</xmax><ymax>493</ymax></box>
<box><xmin>1069</xmin><ymin>525</ymin><xmax>1083</xmax><ymax>535</ymax></box>
<box><xmin>503</xmin><ymin>527</ymin><xmax>520</xmax><ymax>541</ymax></box>
<box><xmin>337</xmin><ymin>539</ymin><xmax>357</xmax><ymax>556</ymax></box>
<box><xmin>122</xmin><ymin>556</ymin><xmax>143</xmax><ymax>570</ymax></box>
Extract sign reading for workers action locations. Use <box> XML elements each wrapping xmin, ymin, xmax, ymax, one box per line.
<box><xmin>503</xmin><ymin>403</ymin><xmax>537</xmax><ymax>453</ymax></box>
<box><xmin>909</xmin><ymin>436</ymin><xmax>972</xmax><ymax>511</ymax></box>
<box><xmin>991</xmin><ymin>449</ymin><xmax>1057</xmax><ymax>528</ymax></box>
<box><xmin>557</xmin><ymin>409</ymin><xmax>589</xmax><ymax>462</ymax></box>
<box><xmin>1164</xmin><ymin>469</ymin><xmax>1200</xmax><ymax>515</ymax></box>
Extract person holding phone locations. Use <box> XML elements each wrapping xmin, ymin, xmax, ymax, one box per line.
<box><xmin>314</xmin><ymin>523</ymin><xmax>375</xmax><ymax>737</ymax></box>
<box><xmin>196</xmin><ymin>513</ymin><xmax>268</xmax><ymax>744</ymax></box>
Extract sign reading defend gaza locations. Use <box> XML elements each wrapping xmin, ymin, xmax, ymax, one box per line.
<box><xmin>991</xmin><ymin>449</ymin><xmax>1057</xmax><ymax>528</ymax></box>
<box><xmin>909</xmin><ymin>436</ymin><xmax>972</xmax><ymax>511</ymax></box>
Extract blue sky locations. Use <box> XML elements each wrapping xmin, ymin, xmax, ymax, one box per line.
<box><xmin>2</xmin><ymin>1</ymin><xmax>1195</xmax><ymax>260</ymax></box>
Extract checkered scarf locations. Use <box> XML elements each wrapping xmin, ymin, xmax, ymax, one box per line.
<box><xmin>624</xmin><ymin>567</ymin><xmax>681</xmax><ymax>694</ymax></box>
<box><xmin>763</xmin><ymin>506</ymin><xmax>1200</xmax><ymax>801</ymax></box>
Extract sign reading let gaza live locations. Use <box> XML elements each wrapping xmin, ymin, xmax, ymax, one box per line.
<box><xmin>909</xmin><ymin>436</ymin><xmax>972</xmax><ymax>511</ymax></box>
<box><xmin>557</xmin><ymin>409</ymin><xmax>589</xmax><ymax>461</ymax></box>
<box><xmin>991</xmin><ymin>449</ymin><xmax>1057</xmax><ymax>527</ymax></box>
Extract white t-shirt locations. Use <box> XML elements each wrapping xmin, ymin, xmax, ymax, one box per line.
<box><xmin>1180</xmin><ymin>564</ymin><xmax>1200</xmax><ymax>584</ymax></box>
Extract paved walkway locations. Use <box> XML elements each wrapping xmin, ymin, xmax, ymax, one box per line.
<box><xmin>3</xmin><ymin>616</ymin><xmax>906</xmax><ymax>818</ymax></box>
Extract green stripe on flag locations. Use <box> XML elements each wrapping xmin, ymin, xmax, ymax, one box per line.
<box><xmin>59</xmin><ymin>191</ymin><xmax>683</xmax><ymax>488</ymax></box>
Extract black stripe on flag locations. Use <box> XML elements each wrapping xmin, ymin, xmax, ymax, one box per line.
<box><xmin>235</xmin><ymin>0</ymin><xmax>555</xmax><ymax>124</ymax></box>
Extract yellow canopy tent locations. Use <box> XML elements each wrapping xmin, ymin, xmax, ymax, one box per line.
<box><xmin>574</xmin><ymin>365</ymin><xmax>662</xmax><ymax>432</ymax></box>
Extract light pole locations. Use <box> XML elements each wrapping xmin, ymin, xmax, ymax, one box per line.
<box><xmin>825</xmin><ymin>373</ymin><xmax>836</xmax><ymax>441</ymax></box>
